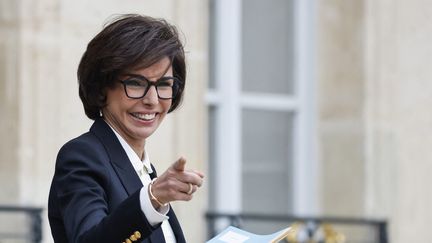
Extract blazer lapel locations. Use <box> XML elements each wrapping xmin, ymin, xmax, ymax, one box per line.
<box><xmin>91</xmin><ymin>119</ymin><xmax>185</xmax><ymax>242</ymax></box>
<box><xmin>90</xmin><ymin>118</ymin><xmax>143</xmax><ymax>196</ymax></box>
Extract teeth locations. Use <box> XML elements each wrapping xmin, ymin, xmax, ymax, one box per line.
<box><xmin>133</xmin><ymin>113</ymin><xmax>156</xmax><ymax>120</ymax></box>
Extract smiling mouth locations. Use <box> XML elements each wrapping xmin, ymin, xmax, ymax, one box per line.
<box><xmin>131</xmin><ymin>113</ymin><xmax>156</xmax><ymax>121</ymax></box>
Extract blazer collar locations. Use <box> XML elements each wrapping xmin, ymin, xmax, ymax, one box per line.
<box><xmin>90</xmin><ymin>118</ymin><xmax>143</xmax><ymax>195</ymax></box>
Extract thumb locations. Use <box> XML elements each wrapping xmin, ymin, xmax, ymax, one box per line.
<box><xmin>173</xmin><ymin>157</ymin><xmax>186</xmax><ymax>171</ymax></box>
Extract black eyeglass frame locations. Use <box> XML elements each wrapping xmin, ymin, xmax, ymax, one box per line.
<box><xmin>119</xmin><ymin>74</ymin><xmax>182</xmax><ymax>100</ymax></box>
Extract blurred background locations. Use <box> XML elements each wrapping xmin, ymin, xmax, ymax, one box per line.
<box><xmin>1</xmin><ymin>0</ymin><xmax>432</xmax><ymax>242</ymax></box>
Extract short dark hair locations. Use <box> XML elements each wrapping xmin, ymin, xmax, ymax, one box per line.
<box><xmin>78</xmin><ymin>14</ymin><xmax>186</xmax><ymax>120</ymax></box>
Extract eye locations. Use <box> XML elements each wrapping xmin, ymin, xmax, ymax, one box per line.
<box><xmin>157</xmin><ymin>81</ymin><xmax>172</xmax><ymax>87</ymax></box>
<box><xmin>156</xmin><ymin>78</ymin><xmax>174</xmax><ymax>87</ymax></box>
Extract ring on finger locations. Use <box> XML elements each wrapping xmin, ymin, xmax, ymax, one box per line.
<box><xmin>187</xmin><ymin>183</ymin><xmax>193</xmax><ymax>195</ymax></box>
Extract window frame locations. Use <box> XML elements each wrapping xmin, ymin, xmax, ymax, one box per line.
<box><xmin>206</xmin><ymin>0</ymin><xmax>318</xmax><ymax>216</ymax></box>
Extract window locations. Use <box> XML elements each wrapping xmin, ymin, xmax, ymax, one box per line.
<box><xmin>207</xmin><ymin>0</ymin><xmax>317</xmax><ymax>232</ymax></box>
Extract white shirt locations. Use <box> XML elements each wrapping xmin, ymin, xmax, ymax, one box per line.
<box><xmin>108</xmin><ymin>125</ymin><xmax>176</xmax><ymax>243</ymax></box>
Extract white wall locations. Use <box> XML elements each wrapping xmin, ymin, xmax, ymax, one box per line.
<box><xmin>318</xmin><ymin>0</ymin><xmax>432</xmax><ymax>242</ymax></box>
<box><xmin>365</xmin><ymin>0</ymin><xmax>432</xmax><ymax>242</ymax></box>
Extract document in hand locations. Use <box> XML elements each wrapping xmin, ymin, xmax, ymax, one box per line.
<box><xmin>207</xmin><ymin>226</ymin><xmax>291</xmax><ymax>243</ymax></box>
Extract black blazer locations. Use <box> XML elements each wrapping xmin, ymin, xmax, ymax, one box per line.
<box><xmin>48</xmin><ymin>118</ymin><xmax>186</xmax><ymax>243</ymax></box>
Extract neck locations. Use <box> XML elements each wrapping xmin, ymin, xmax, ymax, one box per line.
<box><xmin>102</xmin><ymin>117</ymin><xmax>146</xmax><ymax>160</ymax></box>
<box><xmin>132</xmin><ymin>145</ymin><xmax>145</xmax><ymax>160</ymax></box>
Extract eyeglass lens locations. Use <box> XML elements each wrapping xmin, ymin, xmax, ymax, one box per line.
<box><xmin>122</xmin><ymin>77</ymin><xmax>177</xmax><ymax>99</ymax></box>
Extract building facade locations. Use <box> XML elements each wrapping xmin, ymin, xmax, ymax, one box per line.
<box><xmin>1</xmin><ymin>0</ymin><xmax>432</xmax><ymax>242</ymax></box>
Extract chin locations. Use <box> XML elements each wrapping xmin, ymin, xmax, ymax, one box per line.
<box><xmin>136</xmin><ymin>129</ymin><xmax>157</xmax><ymax>140</ymax></box>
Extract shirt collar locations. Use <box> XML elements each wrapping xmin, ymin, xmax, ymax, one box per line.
<box><xmin>106</xmin><ymin>122</ymin><xmax>153</xmax><ymax>175</ymax></box>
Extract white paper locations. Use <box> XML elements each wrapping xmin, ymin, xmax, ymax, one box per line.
<box><xmin>218</xmin><ymin>230</ymin><xmax>250</xmax><ymax>243</ymax></box>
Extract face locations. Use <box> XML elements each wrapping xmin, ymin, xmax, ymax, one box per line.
<box><xmin>102</xmin><ymin>57</ymin><xmax>173</xmax><ymax>152</ymax></box>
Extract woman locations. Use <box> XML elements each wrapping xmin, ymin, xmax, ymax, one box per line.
<box><xmin>48</xmin><ymin>14</ymin><xmax>204</xmax><ymax>243</ymax></box>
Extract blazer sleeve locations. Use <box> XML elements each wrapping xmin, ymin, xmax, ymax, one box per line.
<box><xmin>51</xmin><ymin>136</ymin><xmax>158</xmax><ymax>243</ymax></box>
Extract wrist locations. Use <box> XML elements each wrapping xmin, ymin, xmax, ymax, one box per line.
<box><xmin>148</xmin><ymin>178</ymin><xmax>168</xmax><ymax>208</ymax></box>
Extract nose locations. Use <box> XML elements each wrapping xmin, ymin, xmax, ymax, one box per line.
<box><xmin>142</xmin><ymin>85</ymin><xmax>159</xmax><ymax>105</ymax></box>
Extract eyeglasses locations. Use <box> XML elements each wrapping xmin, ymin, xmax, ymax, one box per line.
<box><xmin>119</xmin><ymin>74</ymin><xmax>181</xmax><ymax>100</ymax></box>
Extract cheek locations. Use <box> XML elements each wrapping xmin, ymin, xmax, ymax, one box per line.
<box><xmin>107</xmin><ymin>97</ymin><xmax>136</xmax><ymax>116</ymax></box>
<box><xmin>105</xmin><ymin>88</ymin><xmax>127</xmax><ymax>107</ymax></box>
<box><xmin>161</xmin><ymin>100</ymin><xmax>173</xmax><ymax>112</ymax></box>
